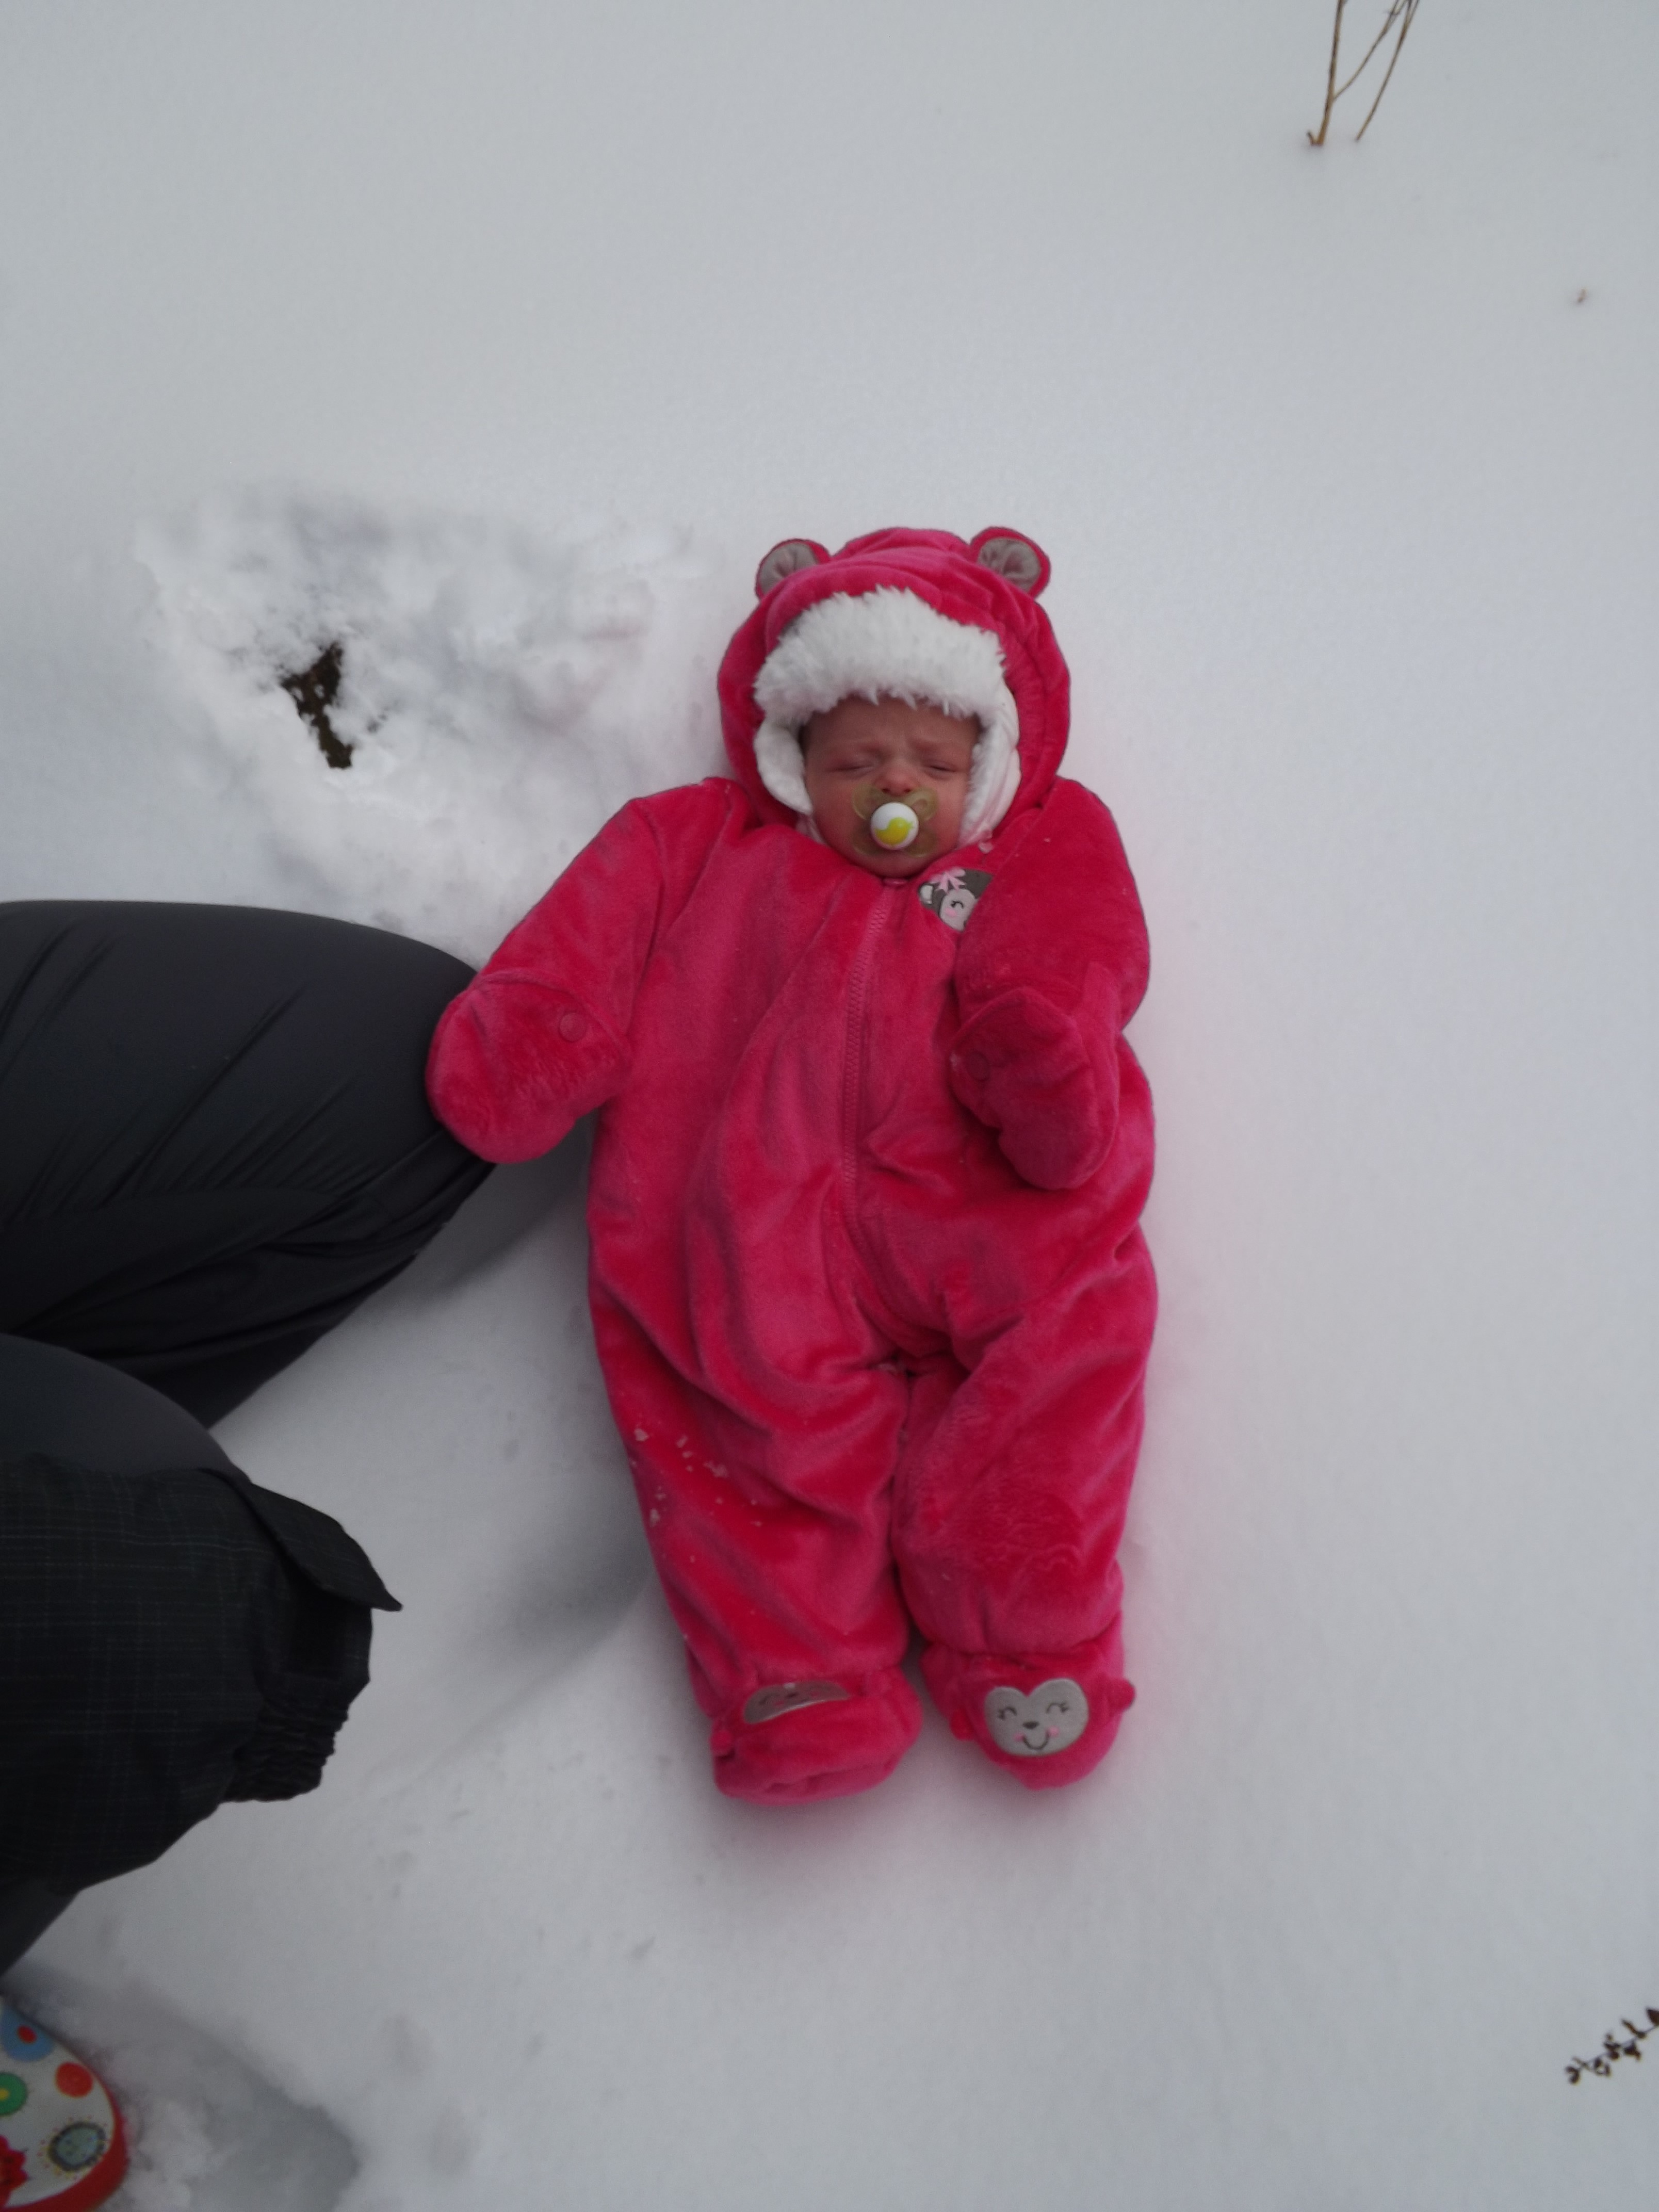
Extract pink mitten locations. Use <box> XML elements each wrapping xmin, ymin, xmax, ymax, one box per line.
<box><xmin>427</xmin><ymin>972</ymin><xmax>628</xmax><ymax>1163</ymax></box>
<box><xmin>949</xmin><ymin>978</ymin><xmax>1119</xmax><ymax>1191</ymax></box>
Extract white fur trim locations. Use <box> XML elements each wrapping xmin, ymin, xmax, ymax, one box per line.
<box><xmin>754</xmin><ymin>717</ymin><xmax>813</xmax><ymax>815</ymax></box>
<box><xmin>751</xmin><ymin>588</ymin><xmax>1021</xmax><ymax>844</ymax></box>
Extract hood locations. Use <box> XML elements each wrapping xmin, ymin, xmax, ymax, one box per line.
<box><xmin>716</xmin><ymin>526</ymin><xmax>1071</xmax><ymax>848</ymax></box>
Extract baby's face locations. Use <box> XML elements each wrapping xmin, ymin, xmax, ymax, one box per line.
<box><xmin>799</xmin><ymin>696</ymin><xmax>979</xmax><ymax>877</ymax></box>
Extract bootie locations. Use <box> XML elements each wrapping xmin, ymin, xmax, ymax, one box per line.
<box><xmin>0</xmin><ymin>1998</ymin><xmax>128</xmax><ymax>2210</ymax></box>
<box><xmin>922</xmin><ymin>1633</ymin><xmax>1135</xmax><ymax>1791</ymax></box>
<box><xmin>710</xmin><ymin>1668</ymin><xmax>922</xmax><ymax>1803</ymax></box>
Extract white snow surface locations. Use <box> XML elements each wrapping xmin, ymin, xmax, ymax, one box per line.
<box><xmin>3</xmin><ymin>1</ymin><xmax>1658</xmax><ymax>2206</ymax></box>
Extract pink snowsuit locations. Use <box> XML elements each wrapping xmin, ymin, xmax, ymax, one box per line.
<box><xmin>427</xmin><ymin>528</ymin><xmax>1156</xmax><ymax>1801</ymax></box>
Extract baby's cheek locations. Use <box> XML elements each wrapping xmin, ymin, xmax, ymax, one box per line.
<box><xmin>819</xmin><ymin>802</ymin><xmax>865</xmax><ymax>862</ymax></box>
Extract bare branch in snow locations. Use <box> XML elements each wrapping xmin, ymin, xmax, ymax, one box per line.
<box><xmin>1565</xmin><ymin>2007</ymin><xmax>1659</xmax><ymax>2084</ymax></box>
<box><xmin>1307</xmin><ymin>0</ymin><xmax>1421</xmax><ymax>148</ymax></box>
<box><xmin>1307</xmin><ymin>0</ymin><xmax>1349</xmax><ymax>147</ymax></box>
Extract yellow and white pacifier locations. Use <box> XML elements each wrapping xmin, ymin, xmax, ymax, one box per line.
<box><xmin>852</xmin><ymin>783</ymin><xmax>938</xmax><ymax>859</ymax></box>
<box><xmin>869</xmin><ymin>801</ymin><xmax>920</xmax><ymax>850</ymax></box>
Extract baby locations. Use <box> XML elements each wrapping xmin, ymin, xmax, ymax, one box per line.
<box><xmin>427</xmin><ymin>526</ymin><xmax>1156</xmax><ymax>1802</ymax></box>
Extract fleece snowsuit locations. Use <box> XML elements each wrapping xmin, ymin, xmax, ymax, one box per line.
<box><xmin>427</xmin><ymin>527</ymin><xmax>1157</xmax><ymax>1801</ymax></box>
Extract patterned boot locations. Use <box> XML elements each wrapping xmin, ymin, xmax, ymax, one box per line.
<box><xmin>0</xmin><ymin>1998</ymin><xmax>127</xmax><ymax>2211</ymax></box>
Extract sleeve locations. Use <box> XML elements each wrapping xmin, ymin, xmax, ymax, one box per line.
<box><xmin>947</xmin><ymin>778</ymin><xmax>1150</xmax><ymax>1191</ymax></box>
<box><xmin>426</xmin><ymin>796</ymin><xmax>671</xmax><ymax>1163</ymax></box>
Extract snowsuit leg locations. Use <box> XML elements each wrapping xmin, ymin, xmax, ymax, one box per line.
<box><xmin>590</xmin><ymin>1290</ymin><xmax>923</xmax><ymax>1804</ymax></box>
<box><xmin>882</xmin><ymin>1169</ymin><xmax>1158</xmax><ymax>1791</ymax></box>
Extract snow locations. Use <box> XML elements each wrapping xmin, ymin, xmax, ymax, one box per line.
<box><xmin>4</xmin><ymin>0</ymin><xmax>1659</xmax><ymax>2205</ymax></box>
<box><xmin>140</xmin><ymin>492</ymin><xmax>725</xmax><ymax>959</ymax></box>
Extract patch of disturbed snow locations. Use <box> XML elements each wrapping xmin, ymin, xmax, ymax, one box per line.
<box><xmin>138</xmin><ymin>489</ymin><xmax>735</xmax><ymax>962</ymax></box>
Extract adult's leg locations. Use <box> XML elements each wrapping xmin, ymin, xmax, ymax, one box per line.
<box><xmin>0</xmin><ymin>1881</ymin><xmax>75</xmax><ymax>1978</ymax></box>
<box><xmin>0</xmin><ymin>903</ymin><xmax>478</xmax><ymax>1954</ymax></box>
<box><xmin>0</xmin><ymin>901</ymin><xmax>492</xmax><ymax>1424</ymax></box>
<box><xmin>1</xmin><ymin>1335</ymin><xmax>394</xmax><ymax>1925</ymax></box>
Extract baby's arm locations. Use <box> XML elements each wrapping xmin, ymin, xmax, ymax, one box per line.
<box><xmin>948</xmin><ymin>778</ymin><xmax>1150</xmax><ymax>1190</ymax></box>
<box><xmin>428</xmin><ymin>794</ymin><xmax>682</xmax><ymax>1162</ymax></box>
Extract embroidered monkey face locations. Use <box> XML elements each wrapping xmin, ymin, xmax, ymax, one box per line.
<box><xmin>983</xmin><ymin>1679</ymin><xmax>1091</xmax><ymax>1756</ymax></box>
<box><xmin>918</xmin><ymin>867</ymin><xmax>993</xmax><ymax>932</ymax></box>
<box><xmin>800</xmin><ymin>696</ymin><xmax>978</xmax><ymax>877</ymax></box>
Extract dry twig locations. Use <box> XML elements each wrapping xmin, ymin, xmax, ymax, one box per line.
<box><xmin>1567</xmin><ymin>2007</ymin><xmax>1659</xmax><ymax>2084</ymax></box>
<box><xmin>1308</xmin><ymin>0</ymin><xmax>1421</xmax><ymax>147</ymax></box>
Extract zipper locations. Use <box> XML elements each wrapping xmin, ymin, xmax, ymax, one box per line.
<box><xmin>838</xmin><ymin>883</ymin><xmax>903</xmax><ymax>1281</ymax></box>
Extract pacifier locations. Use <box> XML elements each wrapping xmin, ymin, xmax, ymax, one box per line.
<box><xmin>870</xmin><ymin>801</ymin><xmax>920</xmax><ymax>849</ymax></box>
<box><xmin>851</xmin><ymin>783</ymin><xmax>938</xmax><ymax>860</ymax></box>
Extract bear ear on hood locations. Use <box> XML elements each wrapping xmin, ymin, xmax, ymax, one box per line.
<box><xmin>754</xmin><ymin>540</ymin><xmax>831</xmax><ymax>597</ymax></box>
<box><xmin>969</xmin><ymin>528</ymin><xmax>1051</xmax><ymax>597</ymax></box>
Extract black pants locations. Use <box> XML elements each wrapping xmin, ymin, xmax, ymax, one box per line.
<box><xmin>0</xmin><ymin>902</ymin><xmax>491</xmax><ymax>1970</ymax></box>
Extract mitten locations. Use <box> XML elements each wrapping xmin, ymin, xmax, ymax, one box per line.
<box><xmin>948</xmin><ymin>967</ymin><xmax>1120</xmax><ymax>1190</ymax></box>
<box><xmin>427</xmin><ymin>972</ymin><xmax>629</xmax><ymax>1163</ymax></box>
